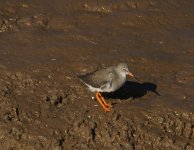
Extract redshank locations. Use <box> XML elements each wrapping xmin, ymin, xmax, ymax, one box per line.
<box><xmin>78</xmin><ymin>63</ymin><xmax>134</xmax><ymax>112</ymax></box>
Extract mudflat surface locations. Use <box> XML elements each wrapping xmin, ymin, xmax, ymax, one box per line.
<box><xmin>0</xmin><ymin>0</ymin><xmax>194</xmax><ymax>149</ymax></box>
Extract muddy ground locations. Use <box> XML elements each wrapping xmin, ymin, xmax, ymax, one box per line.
<box><xmin>0</xmin><ymin>0</ymin><xmax>194</xmax><ymax>149</ymax></box>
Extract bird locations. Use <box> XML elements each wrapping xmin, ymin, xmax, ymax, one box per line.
<box><xmin>78</xmin><ymin>63</ymin><xmax>135</xmax><ymax>112</ymax></box>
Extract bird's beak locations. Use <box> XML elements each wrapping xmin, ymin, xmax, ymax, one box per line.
<box><xmin>128</xmin><ymin>72</ymin><xmax>134</xmax><ymax>78</ymax></box>
<box><xmin>128</xmin><ymin>72</ymin><xmax>140</xmax><ymax>81</ymax></box>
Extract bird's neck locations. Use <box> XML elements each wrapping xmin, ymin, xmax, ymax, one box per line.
<box><xmin>119</xmin><ymin>72</ymin><xmax>127</xmax><ymax>80</ymax></box>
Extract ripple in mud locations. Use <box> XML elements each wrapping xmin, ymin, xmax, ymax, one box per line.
<box><xmin>0</xmin><ymin>11</ymin><xmax>49</xmax><ymax>32</ymax></box>
<box><xmin>83</xmin><ymin>4</ymin><xmax>112</xmax><ymax>14</ymax></box>
<box><xmin>0</xmin><ymin>16</ymin><xmax>11</xmax><ymax>32</ymax></box>
<box><xmin>175</xmin><ymin>68</ymin><xmax>194</xmax><ymax>86</ymax></box>
<box><xmin>17</xmin><ymin>14</ymin><xmax>50</xmax><ymax>30</ymax></box>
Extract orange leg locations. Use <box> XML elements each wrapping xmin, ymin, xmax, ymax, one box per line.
<box><xmin>95</xmin><ymin>92</ymin><xmax>111</xmax><ymax>112</ymax></box>
<box><xmin>98</xmin><ymin>92</ymin><xmax>112</xmax><ymax>108</ymax></box>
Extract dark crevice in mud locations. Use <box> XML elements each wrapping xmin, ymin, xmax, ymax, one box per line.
<box><xmin>3</xmin><ymin>112</ymin><xmax>14</xmax><ymax>122</ymax></box>
<box><xmin>58</xmin><ymin>138</ymin><xmax>64</xmax><ymax>149</ymax></box>
<box><xmin>127</xmin><ymin>123</ymin><xmax>136</xmax><ymax>150</ymax></box>
<box><xmin>128</xmin><ymin>124</ymin><xmax>136</xmax><ymax>150</ymax></box>
<box><xmin>1</xmin><ymin>85</ymin><xmax>13</xmax><ymax>97</ymax></box>
<box><xmin>91</xmin><ymin>128</ymin><xmax>96</xmax><ymax>141</ymax></box>
<box><xmin>15</xmin><ymin>107</ymin><xmax>20</xmax><ymax>121</ymax></box>
<box><xmin>54</xmin><ymin>96</ymin><xmax>63</xmax><ymax>106</ymax></box>
<box><xmin>44</xmin><ymin>90</ymin><xmax>71</xmax><ymax>107</ymax></box>
<box><xmin>45</xmin><ymin>96</ymin><xmax>50</xmax><ymax>102</ymax></box>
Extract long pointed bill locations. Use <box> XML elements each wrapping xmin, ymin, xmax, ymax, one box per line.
<box><xmin>128</xmin><ymin>72</ymin><xmax>134</xmax><ymax>78</ymax></box>
<box><xmin>128</xmin><ymin>72</ymin><xmax>139</xmax><ymax>81</ymax></box>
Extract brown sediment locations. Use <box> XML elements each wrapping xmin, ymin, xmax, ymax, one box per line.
<box><xmin>0</xmin><ymin>0</ymin><xmax>194</xmax><ymax>149</ymax></box>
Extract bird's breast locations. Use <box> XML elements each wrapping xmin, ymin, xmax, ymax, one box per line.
<box><xmin>110</xmin><ymin>76</ymin><xmax>126</xmax><ymax>92</ymax></box>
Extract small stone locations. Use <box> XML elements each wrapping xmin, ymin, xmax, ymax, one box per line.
<box><xmin>21</xmin><ymin>4</ymin><xmax>29</xmax><ymax>8</ymax></box>
<box><xmin>183</xmin><ymin>96</ymin><xmax>188</xmax><ymax>100</ymax></box>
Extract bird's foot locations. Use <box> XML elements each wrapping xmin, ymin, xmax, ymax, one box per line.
<box><xmin>96</xmin><ymin>92</ymin><xmax>112</xmax><ymax>112</ymax></box>
<box><xmin>104</xmin><ymin>103</ymin><xmax>112</xmax><ymax>108</ymax></box>
<box><xmin>104</xmin><ymin>106</ymin><xmax>111</xmax><ymax>112</ymax></box>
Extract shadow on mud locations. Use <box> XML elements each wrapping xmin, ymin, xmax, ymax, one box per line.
<box><xmin>102</xmin><ymin>81</ymin><xmax>160</xmax><ymax>100</ymax></box>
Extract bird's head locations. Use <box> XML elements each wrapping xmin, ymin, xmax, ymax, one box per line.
<box><xmin>117</xmin><ymin>63</ymin><xmax>134</xmax><ymax>78</ymax></box>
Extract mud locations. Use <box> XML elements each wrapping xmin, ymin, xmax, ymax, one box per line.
<box><xmin>0</xmin><ymin>0</ymin><xmax>194</xmax><ymax>149</ymax></box>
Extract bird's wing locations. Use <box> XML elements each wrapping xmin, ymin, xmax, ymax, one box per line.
<box><xmin>78</xmin><ymin>66</ymin><xmax>116</xmax><ymax>88</ymax></box>
<box><xmin>77</xmin><ymin>69</ymin><xmax>100</xmax><ymax>86</ymax></box>
<box><xmin>99</xmin><ymin>80</ymin><xmax>112</xmax><ymax>91</ymax></box>
<box><xmin>99</xmin><ymin>71</ymin><xmax>115</xmax><ymax>90</ymax></box>
<box><xmin>89</xmin><ymin>66</ymin><xmax>114</xmax><ymax>86</ymax></box>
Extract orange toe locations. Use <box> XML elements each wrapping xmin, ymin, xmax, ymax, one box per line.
<box><xmin>95</xmin><ymin>92</ymin><xmax>112</xmax><ymax>112</ymax></box>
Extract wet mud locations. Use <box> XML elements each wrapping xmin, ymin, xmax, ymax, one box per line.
<box><xmin>0</xmin><ymin>0</ymin><xmax>194</xmax><ymax>149</ymax></box>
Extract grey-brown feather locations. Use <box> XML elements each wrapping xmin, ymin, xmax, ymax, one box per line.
<box><xmin>78</xmin><ymin>63</ymin><xmax>128</xmax><ymax>93</ymax></box>
<box><xmin>78</xmin><ymin>66</ymin><xmax>116</xmax><ymax>88</ymax></box>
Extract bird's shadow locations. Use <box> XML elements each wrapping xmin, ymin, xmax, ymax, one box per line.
<box><xmin>102</xmin><ymin>81</ymin><xmax>160</xmax><ymax>100</ymax></box>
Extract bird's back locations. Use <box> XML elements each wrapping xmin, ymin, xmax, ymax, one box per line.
<box><xmin>78</xmin><ymin>66</ymin><xmax>116</xmax><ymax>88</ymax></box>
